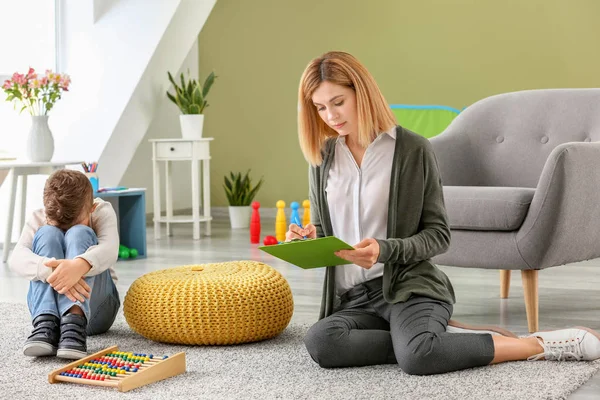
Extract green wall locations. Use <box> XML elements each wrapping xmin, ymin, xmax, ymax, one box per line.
<box><xmin>198</xmin><ymin>0</ymin><xmax>600</xmax><ymax>207</ymax></box>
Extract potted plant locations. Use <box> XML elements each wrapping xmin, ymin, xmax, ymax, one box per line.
<box><xmin>166</xmin><ymin>70</ymin><xmax>216</xmax><ymax>139</ymax></box>
<box><xmin>2</xmin><ymin>68</ymin><xmax>70</xmax><ymax>161</ymax></box>
<box><xmin>223</xmin><ymin>170</ymin><xmax>264</xmax><ymax>229</ymax></box>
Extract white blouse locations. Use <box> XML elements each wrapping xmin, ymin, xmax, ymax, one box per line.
<box><xmin>326</xmin><ymin>127</ymin><xmax>396</xmax><ymax>295</ymax></box>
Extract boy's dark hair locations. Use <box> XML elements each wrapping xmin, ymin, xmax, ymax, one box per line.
<box><xmin>43</xmin><ymin>170</ymin><xmax>94</xmax><ymax>229</ymax></box>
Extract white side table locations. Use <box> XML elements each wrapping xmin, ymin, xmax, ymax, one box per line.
<box><xmin>149</xmin><ymin>138</ymin><xmax>213</xmax><ymax>240</ymax></box>
<box><xmin>0</xmin><ymin>160</ymin><xmax>84</xmax><ymax>263</ymax></box>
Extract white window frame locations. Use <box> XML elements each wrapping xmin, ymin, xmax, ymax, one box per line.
<box><xmin>0</xmin><ymin>0</ymin><xmax>60</xmax><ymax>154</ymax></box>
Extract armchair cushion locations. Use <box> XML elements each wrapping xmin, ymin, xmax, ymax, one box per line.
<box><xmin>444</xmin><ymin>186</ymin><xmax>535</xmax><ymax>231</ymax></box>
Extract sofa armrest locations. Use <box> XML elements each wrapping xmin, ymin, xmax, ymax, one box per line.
<box><xmin>516</xmin><ymin>142</ymin><xmax>600</xmax><ymax>269</ymax></box>
<box><xmin>429</xmin><ymin>131</ymin><xmax>480</xmax><ymax>186</ymax></box>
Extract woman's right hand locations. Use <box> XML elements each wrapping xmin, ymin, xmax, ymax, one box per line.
<box><xmin>285</xmin><ymin>223</ymin><xmax>317</xmax><ymax>241</ymax></box>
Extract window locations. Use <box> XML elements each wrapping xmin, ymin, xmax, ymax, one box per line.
<box><xmin>0</xmin><ymin>0</ymin><xmax>58</xmax><ymax>155</ymax></box>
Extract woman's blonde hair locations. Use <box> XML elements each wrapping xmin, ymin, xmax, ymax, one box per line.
<box><xmin>298</xmin><ymin>51</ymin><xmax>397</xmax><ymax>166</ymax></box>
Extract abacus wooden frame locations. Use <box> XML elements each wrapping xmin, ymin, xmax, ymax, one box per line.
<box><xmin>48</xmin><ymin>345</ymin><xmax>186</xmax><ymax>392</ymax></box>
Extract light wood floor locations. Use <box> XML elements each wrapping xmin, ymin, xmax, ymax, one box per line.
<box><xmin>1</xmin><ymin>216</ymin><xmax>599</xmax><ymax>399</ymax></box>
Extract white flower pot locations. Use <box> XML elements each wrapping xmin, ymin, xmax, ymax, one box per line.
<box><xmin>228</xmin><ymin>206</ymin><xmax>251</xmax><ymax>229</ymax></box>
<box><xmin>26</xmin><ymin>115</ymin><xmax>54</xmax><ymax>162</ymax></box>
<box><xmin>179</xmin><ymin>114</ymin><xmax>204</xmax><ymax>139</ymax></box>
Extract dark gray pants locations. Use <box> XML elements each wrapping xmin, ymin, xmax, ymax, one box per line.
<box><xmin>304</xmin><ymin>278</ymin><xmax>495</xmax><ymax>375</ymax></box>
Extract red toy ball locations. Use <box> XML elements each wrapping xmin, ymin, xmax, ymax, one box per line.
<box><xmin>263</xmin><ymin>235</ymin><xmax>278</xmax><ymax>246</ymax></box>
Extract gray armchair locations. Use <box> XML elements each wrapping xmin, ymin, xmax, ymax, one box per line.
<box><xmin>430</xmin><ymin>89</ymin><xmax>600</xmax><ymax>332</ymax></box>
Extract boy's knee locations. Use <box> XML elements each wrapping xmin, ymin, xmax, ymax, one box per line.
<box><xmin>32</xmin><ymin>225</ymin><xmax>65</xmax><ymax>255</ymax></box>
<box><xmin>35</xmin><ymin>225</ymin><xmax>64</xmax><ymax>242</ymax></box>
<box><xmin>65</xmin><ymin>224</ymin><xmax>94</xmax><ymax>237</ymax></box>
<box><xmin>64</xmin><ymin>224</ymin><xmax>97</xmax><ymax>245</ymax></box>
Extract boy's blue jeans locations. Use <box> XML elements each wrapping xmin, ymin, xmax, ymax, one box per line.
<box><xmin>27</xmin><ymin>225</ymin><xmax>120</xmax><ymax>336</ymax></box>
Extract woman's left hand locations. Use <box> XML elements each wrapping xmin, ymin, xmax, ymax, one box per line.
<box><xmin>335</xmin><ymin>238</ymin><xmax>380</xmax><ymax>269</ymax></box>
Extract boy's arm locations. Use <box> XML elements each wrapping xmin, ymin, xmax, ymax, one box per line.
<box><xmin>76</xmin><ymin>201</ymin><xmax>119</xmax><ymax>277</ymax></box>
<box><xmin>8</xmin><ymin>210</ymin><xmax>54</xmax><ymax>282</ymax></box>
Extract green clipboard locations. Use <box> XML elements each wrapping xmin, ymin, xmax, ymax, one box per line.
<box><xmin>258</xmin><ymin>236</ymin><xmax>354</xmax><ymax>269</ymax></box>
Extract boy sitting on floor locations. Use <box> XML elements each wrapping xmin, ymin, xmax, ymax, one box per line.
<box><xmin>9</xmin><ymin>169</ymin><xmax>120</xmax><ymax>359</ymax></box>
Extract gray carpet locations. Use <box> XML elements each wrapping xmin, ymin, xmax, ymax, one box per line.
<box><xmin>1</xmin><ymin>302</ymin><xmax>599</xmax><ymax>400</ymax></box>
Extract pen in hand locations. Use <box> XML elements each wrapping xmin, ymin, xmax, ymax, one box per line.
<box><xmin>285</xmin><ymin>222</ymin><xmax>317</xmax><ymax>242</ymax></box>
<box><xmin>291</xmin><ymin>217</ymin><xmax>306</xmax><ymax>239</ymax></box>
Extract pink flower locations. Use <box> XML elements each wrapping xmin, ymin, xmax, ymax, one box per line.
<box><xmin>11</xmin><ymin>73</ymin><xmax>26</xmax><ymax>86</ymax></box>
<box><xmin>60</xmin><ymin>75</ymin><xmax>71</xmax><ymax>90</ymax></box>
<box><xmin>4</xmin><ymin>68</ymin><xmax>71</xmax><ymax>116</ymax></box>
<box><xmin>46</xmin><ymin>70</ymin><xmax>59</xmax><ymax>83</ymax></box>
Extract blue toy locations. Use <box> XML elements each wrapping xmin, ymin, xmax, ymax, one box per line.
<box><xmin>290</xmin><ymin>201</ymin><xmax>302</xmax><ymax>227</ymax></box>
<box><xmin>290</xmin><ymin>201</ymin><xmax>306</xmax><ymax>239</ymax></box>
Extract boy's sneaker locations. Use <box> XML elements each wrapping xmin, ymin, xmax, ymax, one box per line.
<box><xmin>23</xmin><ymin>314</ymin><xmax>60</xmax><ymax>357</ymax></box>
<box><xmin>446</xmin><ymin>319</ymin><xmax>518</xmax><ymax>338</ymax></box>
<box><xmin>56</xmin><ymin>313</ymin><xmax>87</xmax><ymax>360</ymax></box>
<box><xmin>527</xmin><ymin>327</ymin><xmax>600</xmax><ymax>361</ymax></box>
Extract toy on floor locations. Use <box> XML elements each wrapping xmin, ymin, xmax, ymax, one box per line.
<box><xmin>259</xmin><ymin>200</ymin><xmax>310</xmax><ymax>245</ymax></box>
<box><xmin>290</xmin><ymin>201</ymin><xmax>302</xmax><ymax>227</ymax></box>
<box><xmin>48</xmin><ymin>346</ymin><xmax>186</xmax><ymax>392</ymax></box>
<box><xmin>119</xmin><ymin>245</ymin><xmax>138</xmax><ymax>259</ymax></box>
<box><xmin>289</xmin><ymin>201</ymin><xmax>307</xmax><ymax>239</ymax></box>
<box><xmin>275</xmin><ymin>200</ymin><xmax>287</xmax><ymax>242</ymax></box>
<box><xmin>302</xmin><ymin>199</ymin><xmax>310</xmax><ymax>226</ymax></box>
<box><xmin>250</xmin><ymin>201</ymin><xmax>261</xmax><ymax>244</ymax></box>
<box><xmin>263</xmin><ymin>235</ymin><xmax>278</xmax><ymax>246</ymax></box>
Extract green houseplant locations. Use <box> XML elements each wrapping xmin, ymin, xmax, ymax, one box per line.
<box><xmin>166</xmin><ymin>70</ymin><xmax>216</xmax><ymax>139</ymax></box>
<box><xmin>223</xmin><ymin>170</ymin><xmax>264</xmax><ymax>228</ymax></box>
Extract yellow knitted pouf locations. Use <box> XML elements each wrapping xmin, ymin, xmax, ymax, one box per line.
<box><xmin>123</xmin><ymin>261</ymin><xmax>294</xmax><ymax>345</ymax></box>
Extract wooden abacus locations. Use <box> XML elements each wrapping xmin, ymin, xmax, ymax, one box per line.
<box><xmin>48</xmin><ymin>346</ymin><xmax>186</xmax><ymax>392</ymax></box>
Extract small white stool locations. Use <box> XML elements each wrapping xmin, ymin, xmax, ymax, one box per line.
<box><xmin>149</xmin><ymin>138</ymin><xmax>213</xmax><ymax>240</ymax></box>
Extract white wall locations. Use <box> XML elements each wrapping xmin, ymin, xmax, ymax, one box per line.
<box><xmin>120</xmin><ymin>43</ymin><xmax>199</xmax><ymax>212</ymax></box>
<box><xmin>92</xmin><ymin>0</ymin><xmax>121</xmax><ymax>22</ymax></box>
<box><xmin>97</xmin><ymin>0</ymin><xmax>215</xmax><ymax>189</ymax></box>
<box><xmin>52</xmin><ymin>0</ymin><xmax>183</xmax><ymax>165</ymax></box>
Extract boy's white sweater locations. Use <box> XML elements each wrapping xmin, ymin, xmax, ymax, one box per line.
<box><xmin>8</xmin><ymin>198</ymin><xmax>119</xmax><ymax>282</ymax></box>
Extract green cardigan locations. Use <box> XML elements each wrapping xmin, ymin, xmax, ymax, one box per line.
<box><xmin>309</xmin><ymin>126</ymin><xmax>456</xmax><ymax>319</ymax></box>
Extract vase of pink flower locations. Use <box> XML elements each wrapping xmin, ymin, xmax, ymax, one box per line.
<box><xmin>2</xmin><ymin>68</ymin><xmax>70</xmax><ymax>162</ymax></box>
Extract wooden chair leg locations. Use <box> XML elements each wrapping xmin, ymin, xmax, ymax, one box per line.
<box><xmin>500</xmin><ymin>270</ymin><xmax>511</xmax><ymax>298</ymax></box>
<box><xmin>521</xmin><ymin>270</ymin><xmax>539</xmax><ymax>333</ymax></box>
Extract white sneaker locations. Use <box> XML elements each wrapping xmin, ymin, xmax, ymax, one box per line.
<box><xmin>527</xmin><ymin>327</ymin><xmax>600</xmax><ymax>361</ymax></box>
<box><xmin>446</xmin><ymin>319</ymin><xmax>518</xmax><ymax>338</ymax></box>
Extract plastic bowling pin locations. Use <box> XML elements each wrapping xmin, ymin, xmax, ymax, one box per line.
<box><xmin>290</xmin><ymin>201</ymin><xmax>302</xmax><ymax>227</ymax></box>
<box><xmin>275</xmin><ymin>200</ymin><xmax>286</xmax><ymax>242</ymax></box>
<box><xmin>250</xmin><ymin>201</ymin><xmax>261</xmax><ymax>244</ymax></box>
<box><xmin>302</xmin><ymin>199</ymin><xmax>310</xmax><ymax>227</ymax></box>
